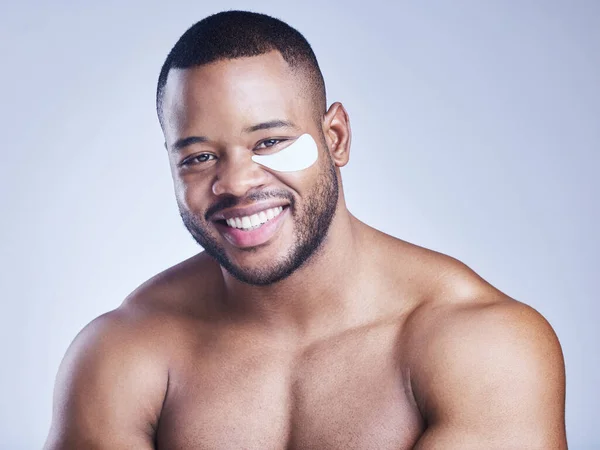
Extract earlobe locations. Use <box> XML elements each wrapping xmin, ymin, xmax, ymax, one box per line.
<box><xmin>323</xmin><ymin>102</ymin><xmax>351</xmax><ymax>167</ymax></box>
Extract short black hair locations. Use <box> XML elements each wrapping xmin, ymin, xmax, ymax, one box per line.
<box><xmin>156</xmin><ymin>10</ymin><xmax>327</xmax><ymax>129</ymax></box>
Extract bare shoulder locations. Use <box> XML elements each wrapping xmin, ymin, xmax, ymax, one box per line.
<box><xmin>407</xmin><ymin>280</ymin><xmax>565</xmax><ymax>401</ymax></box>
<box><xmin>55</xmin><ymin>249</ymin><xmax>221</xmax><ymax>382</ymax></box>
<box><xmin>398</xmin><ymin>247</ymin><xmax>564</xmax><ymax>376</ymax></box>
<box><xmin>394</xmin><ymin>244</ymin><xmax>566</xmax><ymax>448</ymax></box>
<box><xmin>45</xmin><ymin>251</ymin><xmax>219</xmax><ymax>449</ymax></box>
<box><xmin>45</xmin><ymin>305</ymin><xmax>170</xmax><ymax>448</ymax></box>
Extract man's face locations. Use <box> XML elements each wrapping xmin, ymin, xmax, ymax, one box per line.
<box><xmin>161</xmin><ymin>51</ymin><xmax>339</xmax><ymax>285</ymax></box>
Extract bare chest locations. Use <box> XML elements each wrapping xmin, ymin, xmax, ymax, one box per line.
<box><xmin>156</xmin><ymin>325</ymin><xmax>424</xmax><ymax>449</ymax></box>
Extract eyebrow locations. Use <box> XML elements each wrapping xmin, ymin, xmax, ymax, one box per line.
<box><xmin>243</xmin><ymin>119</ymin><xmax>297</xmax><ymax>133</ymax></box>
<box><xmin>171</xmin><ymin>136</ymin><xmax>209</xmax><ymax>152</ymax></box>
<box><xmin>170</xmin><ymin>120</ymin><xmax>298</xmax><ymax>152</ymax></box>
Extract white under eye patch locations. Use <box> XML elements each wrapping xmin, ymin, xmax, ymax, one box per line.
<box><xmin>251</xmin><ymin>133</ymin><xmax>318</xmax><ymax>172</ymax></box>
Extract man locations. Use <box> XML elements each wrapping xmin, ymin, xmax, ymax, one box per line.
<box><xmin>45</xmin><ymin>10</ymin><xmax>567</xmax><ymax>449</ymax></box>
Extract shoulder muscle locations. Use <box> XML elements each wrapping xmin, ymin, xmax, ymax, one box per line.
<box><xmin>411</xmin><ymin>300</ymin><xmax>566</xmax><ymax>449</ymax></box>
<box><xmin>44</xmin><ymin>307</ymin><xmax>168</xmax><ymax>449</ymax></box>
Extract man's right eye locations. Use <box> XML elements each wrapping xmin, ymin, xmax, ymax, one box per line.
<box><xmin>181</xmin><ymin>154</ymin><xmax>216</xmax><ymax>166</ymax></box>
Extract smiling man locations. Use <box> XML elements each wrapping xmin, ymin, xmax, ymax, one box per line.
<box><xmin>45</xmin><ymin>10</ymin><xmax>567</xmax><ymax>450</ymax></box>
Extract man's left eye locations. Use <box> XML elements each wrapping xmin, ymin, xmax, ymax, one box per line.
<box><xmin>256</xmin><ymin>139</ymin><xmax>284</xmax><ymax>149</ymax></box>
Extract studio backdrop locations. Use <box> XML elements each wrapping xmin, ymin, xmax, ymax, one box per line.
<box><xmin>0</xmin><ymin>1</ymin><xmax>598</xmax><ymax>448</ymax></box>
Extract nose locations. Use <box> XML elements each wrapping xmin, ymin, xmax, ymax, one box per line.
<box><xmin>212</xmin><ymin>150</ymin><xmax>269</xmax><ymax>198</ymax></box>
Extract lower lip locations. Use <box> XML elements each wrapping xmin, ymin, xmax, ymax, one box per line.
<box><xmin>214</xmin><ymin>207</ymin><xmax>289</xmax><ymax>249</ymax></box>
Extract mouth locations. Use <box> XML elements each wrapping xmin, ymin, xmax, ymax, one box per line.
<box><xmin>213</xmin><ymin>205</ymin><xmax>290</xmax><ymax>249</ymax></box>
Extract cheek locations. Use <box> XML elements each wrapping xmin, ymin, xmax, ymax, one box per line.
<box><xmin>271</xmin><ymin>163</ymin><xmax>325</xmax><ymax>204</ymax></box>
<box><xmin>172</xmin><ymin>174</ymin><xmax>210</xmax><ymax>214</ymax></box>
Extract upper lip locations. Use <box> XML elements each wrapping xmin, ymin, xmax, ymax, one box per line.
<box><xmin>212</xmin><ymin>201</ymin><xmax>289</xmax><ymax>221</ymax></box>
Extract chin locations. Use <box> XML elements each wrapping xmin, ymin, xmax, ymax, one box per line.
<box><xmin>221</xmin><ymin>262</ymin><xmax>296</xmax><ymax>286</ymax></box>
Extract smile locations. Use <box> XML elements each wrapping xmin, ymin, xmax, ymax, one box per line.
<box><xmin>214</xmin><ymin>206</ymin><xmax>290</xmax><ymax>248</ymax></box>
<box><xmin>224</xmin><ymin>206</ymin><xmax>284</xmax><ymax>231</ymax></box>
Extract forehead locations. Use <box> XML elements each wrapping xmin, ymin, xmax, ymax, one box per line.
<box><xmin>161</xmin><ymin>51</ymin><xmax>312</xmax><ymax>141</ymax></box>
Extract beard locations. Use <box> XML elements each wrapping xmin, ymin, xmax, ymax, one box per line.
<box><xmin>178</xmin><ymin>149</ymin><xmax>339</xmax><ymax>286</ymax></box>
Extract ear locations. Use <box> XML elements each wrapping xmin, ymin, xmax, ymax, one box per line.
<box><xmin>322</xmin><ymin>102</ymin><xmax>352</xmax><ymax>168</ymax></box>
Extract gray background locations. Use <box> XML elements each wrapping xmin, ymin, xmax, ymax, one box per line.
<box><xmin>1</xmin><ymin>1</ymin><xmax>598</xmax><ymax>448</ymax></box>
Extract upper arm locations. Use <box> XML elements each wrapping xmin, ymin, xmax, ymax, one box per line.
<box><xmin>412</xmin><ymin>301</ymin><xmax>566</xmax><ymax>450</ymax></box>
<box><xmin>44</xmin><ymin>309</ymin><xmax>169</xmax><ymax>450</ymax></box>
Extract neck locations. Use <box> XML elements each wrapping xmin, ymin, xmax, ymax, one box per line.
<box><xmin>217</xmin><ymin>205</ymin><xmax>375</xmax><ymax>340</ymax></box>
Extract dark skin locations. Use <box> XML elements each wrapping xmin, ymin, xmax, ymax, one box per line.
<box><xmin>45</xmin><ymin>51</ymin><xmax>567</xmax><ymax>449</ymax></box>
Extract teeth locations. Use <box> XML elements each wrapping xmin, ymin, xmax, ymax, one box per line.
<box><xmin>225</xmin><ymin>206</ymin><xmax>284</xmax><ymax>230</ymax></box>
<box><xmin>249</xmin><ymin>214</ymin><xmax>261</xmax><ymax>227</ymax></box>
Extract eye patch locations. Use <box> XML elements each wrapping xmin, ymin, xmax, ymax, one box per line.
<box><xmin>251</xmin><ymin>133</ymin><xmax>318</xmax><ymax>172</ymax></box>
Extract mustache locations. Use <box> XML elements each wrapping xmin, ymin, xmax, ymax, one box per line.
<box><xmin>205</xmin><ymin>190</ymin><xmax>295</xmax><ymax>221</ymax></box>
